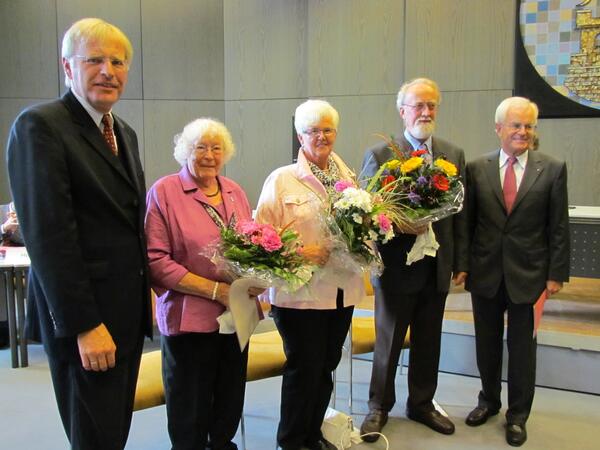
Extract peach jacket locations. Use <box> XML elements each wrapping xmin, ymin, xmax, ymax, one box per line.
<box><xmin>255</xmin><ymin>149</ymin><xmax>365</xmax><ymax>309</ymax></box>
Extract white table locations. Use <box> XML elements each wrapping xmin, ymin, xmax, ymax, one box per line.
<box><xmin>0</xmin><ymin>247</ymin><xmax>30</xmax><ymax>368</ymax></box>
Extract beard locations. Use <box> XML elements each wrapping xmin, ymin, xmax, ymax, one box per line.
<box><xmin>409</xmin><ymin>121</ymin><xmax>435</xmax><ymax>140</ymax></box>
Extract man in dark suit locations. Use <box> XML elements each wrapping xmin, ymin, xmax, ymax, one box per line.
<box><xmin>360</xmin><ymin>78</ymin><xmax>468</xmax><ymax>441</ymax></box>
<box><xmin>7</xmin><ymin>18</ymin><xmax>152</xmax><ymax>450</ymax></box>
<box><xmin>464</xmin><ymin>97</ymin><xmax>569</xmax><ymax>447</ymax></box>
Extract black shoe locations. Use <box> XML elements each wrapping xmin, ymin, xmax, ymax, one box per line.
<box><xmin>465</xmin><ymin>406</ymin><xmax>499</xmax><ymax>426</ymax></box>
<box><xmin>360</xmin><ymin>409</ymin><xmax>388</xmax><ymax>443</ymax></box>
<box><xmin>506</xmin><ymin>423</ymin><xmax>527</xmax><ymax>447</ymax></box>
<box><xmin>406</xmin><ymin>409</ymin><xmax>455</xmax><ymax>435</ymax></box>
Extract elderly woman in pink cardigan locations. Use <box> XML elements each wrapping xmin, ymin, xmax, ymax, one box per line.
<box><xmin>255</xmin><ymin>100</ymin><xmax>364</xmax><ymax>450</ymax></box>
<box><xmin>145</xmin><ymin>117</ymin><xmax>259</xmax><ymax>450</ymax></box>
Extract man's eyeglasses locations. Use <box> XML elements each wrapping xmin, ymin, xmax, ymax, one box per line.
<box><xmin>504</xmin><ymin>122</ymin><xmax>536</xmax><ymax>132</ymax></box>
<box><xmin>402</xmin><ymin>102</ymin><xmax>438</xmax><ymax>112</ymax></box>
<box><xmin>303</xmin><ymin>128</ymin><xmax>336</xmax><ymax>138</ymax></box>
<box><xmin>73</xmin><ymin>55</ymin><xmax>129</xmax><ymax>71</ymax></box>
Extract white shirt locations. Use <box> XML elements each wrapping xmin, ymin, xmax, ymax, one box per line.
<box><xmin>499</xmin><ymin>149</ymin><xmax>528</xmax><ymax>190</ymax></box>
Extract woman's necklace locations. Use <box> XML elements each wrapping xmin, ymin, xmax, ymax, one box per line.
<box><xmin>205</xmin><ymin>186</ymin><xmax>220</xmax><ymax>197</ymax></box>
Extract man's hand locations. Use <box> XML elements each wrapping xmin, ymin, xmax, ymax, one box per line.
<box><xmin>77</xmin><ymin>323</ymin><xmax>116</xmax><ymax>372</ymax></box>
<box><xmin>546</xmin><ymin>280</ymin><xmax>563</xmax><ymax>297</ymax></box>
<box><xmin>2</xmin><ymin>212</ymin><xmax>18</xmax><ymax>234</ymax></box>
<box><xmin>452</xmin><ymin>271</ymin><xmax>468</xmax><ymax>286</ymax></box>
<box><xmin>395</xmin><ymin>222</ymin><xmax>428</xmax><ymax>235</ymax></box>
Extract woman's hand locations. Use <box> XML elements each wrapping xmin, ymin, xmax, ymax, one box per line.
<box><xmin>299</xmin><ymin>244</ymin><xmax>330</xmax><ymax>266</ymax></box>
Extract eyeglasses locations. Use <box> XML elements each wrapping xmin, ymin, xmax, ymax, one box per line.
<box><xmin>194</xmin><ymin>144</ymin><xmax>223</xmax><ymax>155</ymax></box>
<box><xmin>303</xmin><ymin>128</ymin><xmax>336</xmax><ymax>138</ymax></box>
<box><xmin>72</xmin><ymin>55</ymin><xmax>129</xmax><ymax>71</ymax></box>
<box><xmin>402</xmin><ymin>102</ymin><xmax>438</xmax><ymax>112</ymax></box>
<box><xmin>504</xmin><ymin>122</ymin><xmax>536</xmax><ymax>132</ymax></box>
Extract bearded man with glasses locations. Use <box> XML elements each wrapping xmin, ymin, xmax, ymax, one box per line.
<box><xmin>7</xmin><ymin>18</ymin><xmax>151</xmax><ymax>450</ymax></box>
<box><xmin>360</xmin><ymin>78</ymin><xmax>469</xmax><ymax>441</ymax></box>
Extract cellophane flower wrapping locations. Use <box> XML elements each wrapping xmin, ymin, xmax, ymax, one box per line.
<box><xmin>365</xmin><ymin>136</ymin><xmax>464</xmax><ymax>228</ymax></box>
<box><xmin>323</xmin><ymin>180</ymin><xmax>407</xmax><ymax>276</ymax></box>
<box><xmin>205</xmin><ymin>220</ymin><xmax>316</xmax><ymax>293</ymax></box>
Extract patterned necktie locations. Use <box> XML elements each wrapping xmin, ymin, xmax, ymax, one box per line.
<box><xmin>503</xmin><ymin>155</ymin><xmax>517</xmax><ymax>213</ymax></box>
<box><xmin>101</xmin><ymin>114</ymin><xmax>118</xmax><ymax>155</ymax></box>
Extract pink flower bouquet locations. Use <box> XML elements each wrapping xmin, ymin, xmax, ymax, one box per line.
<box><xmin>213</xmin><ymin>220</ymin><xmax>315</xmax><ymax>292</ymax></box>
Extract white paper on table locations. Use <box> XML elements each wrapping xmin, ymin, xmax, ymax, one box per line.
<box><xmin>228</xmin><ymin>278</ymin><xmax>269</xmax><ymax>351</ymax></box>
<box><xmin>405</xmin><ymin>222</ymin><xmax>439</xmax><ymax>266</ymax></box>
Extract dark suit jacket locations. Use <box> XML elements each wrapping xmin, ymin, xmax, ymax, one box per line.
<box><xmin>361</xmin><ymin>134</ymin><xmax>469</xmax><ymax>294</ymax></box>
<box><xmin>465</xmin><ymin>149</ymin><xmax>570</xmax><ymax>304</ymax></box>
<box><xmin>7</xmin><ymin>90</ymin><xmax>152</xmax><ymax>362</ymax></box>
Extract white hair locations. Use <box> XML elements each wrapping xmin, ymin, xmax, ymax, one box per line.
<box><xmin>495</xmin><ymin>97</ymin><xmax>539</xmax><ymax>124</ymax></box>
<box><xmin>173</xmin><ymin>118</ymin><xmax>236</xmax><ymax>166</ymax></box>
<box><xmin>396</xmin><ymin>78</ymin><xmax>441</xmax><ymax>112</ymax></box>
<box><xmin>294</xmin><ymin>99</ymin><xmax>339</xmax><ymax>134</ymax></box>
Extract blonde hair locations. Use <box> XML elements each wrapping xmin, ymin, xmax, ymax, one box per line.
<box><xmin>173</xmin><ymin>118</ymin><xmax>236</xmax><ymax>166</ymax></box>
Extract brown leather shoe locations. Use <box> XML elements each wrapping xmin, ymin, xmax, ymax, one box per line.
<box><xmin>506</xmin><ymin>423</ymin><xmax>527</xmax><ymax>447</ymax></box>
<box><xmin>360</xmin><ymin>409</ymin><xmax>388</xmax><ymax>443</ymax></box>
<box><xmin>465</xmin><ymin>406</ymin><xmax>499</xmax><ymax>426</ymax></box>
<box><xmin>406</xmin><ymin>409</ymin><xmax>455</xmax><ymax>435</ymax></box>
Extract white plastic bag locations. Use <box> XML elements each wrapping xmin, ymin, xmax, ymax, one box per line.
<box><xmin>320</xmin><ymin>407</ymin><xmax>362</xmax><ymax>450</ymax></box>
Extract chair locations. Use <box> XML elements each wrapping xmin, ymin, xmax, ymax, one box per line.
<box><xmin>133</xmin><ymin>329</ymin><xmax>286</xmax><ymax>450</ymax></box>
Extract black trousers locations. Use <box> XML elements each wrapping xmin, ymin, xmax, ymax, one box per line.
<box><xmin>47</xmin><ymin>338</ymin><xmax>143</xmax><ymax>450</ymax></box>
<box><xmin>272</xmin><ymin>290</ymin><xmax>353</xmax><ymax>450</ymax></box>
<box><xmin>161</xmin><ymin>331</ymin><xmax>247</xmax><ymax>450</ymax></box>
<box><xmin>471</xmin><ymin>281</ymin><xmax>536</xmax><ymax>425</ymax></box>
<box><xmin>368</xmin><ymin>263</ymin><xmax>448</xmax><ymax>413</ymax></box>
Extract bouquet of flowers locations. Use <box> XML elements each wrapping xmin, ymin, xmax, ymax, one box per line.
<box><xmin>365</xmin><ymin>136</ymin><xmax>464</xmax><ymax>228</ymax></box>
<box><xmin>327</xmin><ymin>179</ymin><xmax>405</xmax><ymax>272</ymax></box>
<box><xmin>211</xmin><ymin>220</ymin><xmax>315</xmax><ymax>292</ymax></box>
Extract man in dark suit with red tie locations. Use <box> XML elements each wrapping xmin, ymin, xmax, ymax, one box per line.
<box><xmin>7</xmin><ymin>18</ymin><xmax>152</xmax><ymax>450</ymax></box>
<box><xmin>360</xmin><ymin>78</ymin><xmax>469</xmax><ymax>441</ymax></box>
<box><xmin>464</xmin><ymin>97</ymin><xmax>570</xmax><ymax>447</ymax></box>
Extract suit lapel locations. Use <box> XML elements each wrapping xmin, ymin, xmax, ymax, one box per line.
<box><xmin>512</xmin><ymin>151</ymin><xmax>544</xmax><ymax>213</ymax></box>
<box><xmin>62</xmin><ymin>92</ymin><xmax>136</xmax><ymax>191</ymax></box>
<box><xmin>484</xmin><ymin>150</ymin><xmax>505</xmax><ymax>210</ymax></box>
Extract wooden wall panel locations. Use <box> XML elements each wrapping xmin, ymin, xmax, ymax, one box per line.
<box><xmin>224</xmin><ymin>99</ymin><xmax>301</xmax><ymax>206</ymax></box>
<box><xmin>0</xmin><ymin>0</ymin><xmax>59</xmax><ymax>99</ymax></box>
<box><xmin>307</xmin><ymin>0</ymin><xmax>404</xmax><ymax>96</ymax></box>
<box><xmin>224</xmin><ymin>0</ymin><xmax>307</xmax><ymax>100</ymax></box>
<box><xmin>57</xmin><ymin>0</ymin><xmax>143</xmax><ymax>99</ymax></box>
<box><xmin>405</xmin><ymin>0</ymin><xmax>514</xmax><ymax>91</ymax></box>
<box><xmin>434</xmin><ymin>89</ymin><xmax>513</xmax><ymax>161</ymax></box>
<box><xmin>536</xmin><ymin>117</ymin><xmax>600</xmax><ymax>206</ymax></box>
<box><xmin>143</xmin><ymin>100</ymin><xmax>225</xmax><ymax>187</ymax></box>
<box><xmin>141</xmin><ymin>0</ymin><xmax>224</xmax><ymax>100</ymax></box>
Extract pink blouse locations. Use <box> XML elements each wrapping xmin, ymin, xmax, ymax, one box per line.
<box><xmin>145</xmin><ymin>166</ymin><xmax>252</xmax><ymax>335</ymax></box>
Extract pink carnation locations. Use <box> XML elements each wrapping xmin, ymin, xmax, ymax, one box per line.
<box><xmin>377</xmin><ymin>213</ymin><xmax>392</xmax><ymax>233</ymax></box>
<box><xmin>237</xmin><ymin>220</ymin><xmax>261</xmax><ymax>236</ymax></box>
<box><xmin>334</xmin><ymin>180</ymin><xmax>354</xmax><ymax>192</ymax></box>
<box><xmin>258</xmin><ymin>227</ymin><xmax>283</xmax><ymax>252</ymax></box>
